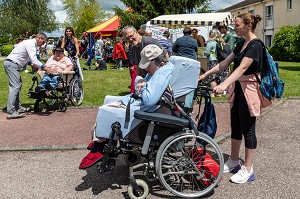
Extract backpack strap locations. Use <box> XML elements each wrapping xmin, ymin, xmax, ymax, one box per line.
<box><xmin>251</xmin><ymin>39</ymin><xmax>267</xmax><ymax>85</ymax></box>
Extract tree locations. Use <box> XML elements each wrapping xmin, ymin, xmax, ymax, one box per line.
<box><xmin>0</xmin><ymin>0</ymin><xmax>58</xmax><ymax>37</ymax></box>
<box><xmin>114</xmin><ymin>0</ymin><xmax>211</xmax><ymax>30</ymax></box>
<box><xmin>63</xmin><ymin>0</ymin><xmax>109</xmax><ymax>37</ymax></box>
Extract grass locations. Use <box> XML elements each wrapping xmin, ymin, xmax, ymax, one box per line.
<box><xmin>276</xmin><ymin>61</ymin><xmax>300</xmax><ymax>97</ymax></box>
<box><xmin>0</xmin><ymin>59</ymin><xmax>131</xmax><ymax>108</ymax></box>
<box><xmin>0</xmin><ymin>59</ymin><xmax>299</xmax><ymax>109</ymax></box>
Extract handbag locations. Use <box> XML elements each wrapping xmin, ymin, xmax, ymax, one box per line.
<box><xmin>197</xmin><ymin>97</ymin><xmax>217</xmax><ymax>139</ymax></box>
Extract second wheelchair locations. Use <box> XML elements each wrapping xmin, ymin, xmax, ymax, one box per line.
<box><xmin>28</xmin><ymin>70</ymin><xmax>83</xmax><ymax>112</ymax></box>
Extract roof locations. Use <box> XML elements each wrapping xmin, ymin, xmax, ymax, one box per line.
<box><xmin>223</xmin><ymin>0</ymin><xmax>262</xmax><ymax>11</ymax></box>
<box><xmin>86</xmin><ymin>16</ymin><xmax>120</xmax><ymax>35</ymax></box>
<box><xmin>150</xmin><ymin>12</ymin><xmax>231</xmax><ymax>28</ymax></box>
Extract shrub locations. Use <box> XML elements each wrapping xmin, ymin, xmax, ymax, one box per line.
<box><xmin>269</xmin><ymin>25</ymin><xmax>300</xmax><ymax>62</ymax></box>
<box><xmin>0</xmin><ymin>36</ymin><xmax>10</xmax><ymax>47</ymax></box>
<box><xmin>0</xmin><ymin>44</ymin><xmax>14</xmax><ymax>56</ymax></box>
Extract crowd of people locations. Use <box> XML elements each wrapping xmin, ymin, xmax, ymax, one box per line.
<box><xmin>4</xmin><ymin>13</ymin><xmax>269</xmax><ymax>185</ymax></box>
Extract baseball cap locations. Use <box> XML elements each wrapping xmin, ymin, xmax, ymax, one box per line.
<box><xmin>139</xmin><ymin>44</ymin><xmax>163</xmax><ymax>69</ymax></box>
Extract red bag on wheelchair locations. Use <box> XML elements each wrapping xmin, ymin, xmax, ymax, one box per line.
<box><xmin>189</xmin><ymin>147</ymin><xmax>220</xmax><ymax>186</ymax></box>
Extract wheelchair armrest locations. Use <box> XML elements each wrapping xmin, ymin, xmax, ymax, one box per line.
<box><xmin>61</xmin><ymin>71</ymin><xmax>75</xmax><ymax>75</ymax></box>
<box><xmin>134</xmin><ymin>110</ymin><xmax>190</xmax><ymax>127</ymax></box>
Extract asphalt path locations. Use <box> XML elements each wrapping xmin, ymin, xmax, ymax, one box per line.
<box><xmin>0</xmin><ymin>99</ymin><xmax>299</xmax><ymax>198</ymax></box>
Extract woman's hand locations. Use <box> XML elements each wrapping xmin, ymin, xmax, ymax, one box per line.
<box><xmin>198</xmin><ymin>74</ymin><xmax>206</xmax><ymax>82</ymax></box>
<box><xmin>213</xmin><ymin>83</ymin><xmax>227</xmax><ymax>95</ymax></box>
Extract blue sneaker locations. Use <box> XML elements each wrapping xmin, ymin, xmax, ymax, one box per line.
<box><xmin>230</xmin><ymin>165</ymin><xmax>256</xmax><ymax>184</ymax></box>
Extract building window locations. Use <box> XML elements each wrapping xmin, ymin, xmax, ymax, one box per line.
<box><xmin>287</xmin><ymin>0</ymin><xmax>292</xmax><ymax>10</ymax></box>
<box><xmin>266</xmin><ymin>5</ymin><xmax>273</xmax><ymax>21</ymax></box>
<box><xmin>249</xmin><ymin>10</ymin><xmax>254</xmax><ymax>15</ymax></box>
<box><xmin>265</xmin><ymin>35</ymin><xmax>272</xmax><ymax>47</ymax></box>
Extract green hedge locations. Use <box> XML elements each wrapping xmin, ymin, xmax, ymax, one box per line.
<box><xmin>0</xmin><ymin>44</ymin><xmax>14</xmax><ymax>56</ymax></box>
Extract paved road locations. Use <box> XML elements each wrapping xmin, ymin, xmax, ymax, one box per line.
<box><xmin>0</xmin><ymin>99</ymin><xmax>299</xmax><ymax>198</ymax></box>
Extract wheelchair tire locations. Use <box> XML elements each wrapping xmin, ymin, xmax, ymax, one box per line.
<box><xmin>155</xmin><ymin>131</ymin><xmax>224</xmax><ymax>198</ymax></box>
<box><xmin>69</xmin><ymin>77</ymin><xmax>83</xmax><ymax>106</ymax></box>
<box><xmin>34</xmin><ymin>100</ymin><xmax>41</xmax><ymax>112</ymax></box>
<box><xmin>58</xmin><ymin>102</ymin><xmax>67</xmax><ymax>112</ymax></box>
<box><xmin>127</xmin><ymin>179</ymin><xmax>149</xmax><ymax>199</ymax></box>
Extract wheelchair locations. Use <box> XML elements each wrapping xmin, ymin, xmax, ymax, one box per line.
<box><xmin>27</xmin><ymin>70</ymin><xmax>84</xmax><ymax>112</ymax></box>
<box><xmin>92</xmin><ymin>81</ymin><xmax>224</xmax><ymax>198</ymax></box>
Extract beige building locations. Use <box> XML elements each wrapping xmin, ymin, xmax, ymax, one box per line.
<box><xmin>223</xmin><ymin>0</ymin><xmax>300</xmax><ymax>47</ymax></box>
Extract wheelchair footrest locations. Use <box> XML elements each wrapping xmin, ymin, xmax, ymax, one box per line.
<box><xmin>27</xmin><ymin>91</ymin><xmax>39</xmax><ymax>99</ymax></box>
<box><xmin>134</xmin><ymin>110</ymin><xmax>190</xmax><ymax>127</ymax></box>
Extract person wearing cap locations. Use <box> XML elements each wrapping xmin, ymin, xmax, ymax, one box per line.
<box><xmin>121</xmin><ymin>25</ymin><xmax>168</xmax><ymax>93</ymax></box>
<box><xmin>79</xmin><ymin>44</ymin><xmax>174</xmax><ymax>169</ymax></box>
<box><xmin>173</xmin><ymin>27</ymin><xmax>198</xmax><ymax>60</ymax></box>
<box><xmin>159</xmin><ymin>30</ymin><xmax>172</xmax><ymax>57</ymax></box>
<box><xmin>36</xmin><ymin>47</ymin><xmax>73</xmax><ymax>91</ymax></box>
<box><xmin>4</xmin><ymin>32</ymin><xmax>47</xmax><ymax>119</ymax></box>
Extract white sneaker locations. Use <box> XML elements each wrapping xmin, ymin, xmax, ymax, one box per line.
<box><xmin>223</xmin><ymin>157</ymin><xmax>241</xmax><ymax>173</ymax></box>
<box><xmin>230</xmin><ymin>165</ymin><xmax>256</xmax><ymax>184</ymax></box>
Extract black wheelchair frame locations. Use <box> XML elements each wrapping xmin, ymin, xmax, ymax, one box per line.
<box><xmin>92</xmin><ymin>79</ymin><xmax>224</xmax><ymax>199</ymax></box>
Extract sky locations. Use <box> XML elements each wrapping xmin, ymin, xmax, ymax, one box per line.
<box><xmin>47</xmin><ymin>0</ymin><xmax>242</xmax><ymax>37</ymax></box>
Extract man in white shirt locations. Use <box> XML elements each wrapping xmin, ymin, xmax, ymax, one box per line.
<box><xmin>4</xmin><ymin>32</ymin><xmax>47</xmax><ymax>119</ymax></box>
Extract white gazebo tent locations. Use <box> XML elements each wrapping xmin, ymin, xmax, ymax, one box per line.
<box><xmin>150</xmin><ymin>12</ymin><xmax>234</xmax><ymax>29</ymax></box>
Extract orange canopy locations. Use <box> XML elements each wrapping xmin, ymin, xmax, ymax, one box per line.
<box><xmin>86</xmin><ymin>16</ymin><xmax>120</xmax><ymax>37</ymax></box>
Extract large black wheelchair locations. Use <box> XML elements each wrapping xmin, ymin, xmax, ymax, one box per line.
<box><xmin>27</xmin><ymin>70</ymin><xmax>84</xmax><ymax>112</ymax></box>
<box><xmin>92</xmin><ymin>82</ymin><xmax>224</xmax><ymax>198</ymax></box>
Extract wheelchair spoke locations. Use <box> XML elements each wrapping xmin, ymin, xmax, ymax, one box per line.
<box><xmin>156</xmin><ymin>132</ymin><xmax>224</xmax><ymax>198</ymax></box>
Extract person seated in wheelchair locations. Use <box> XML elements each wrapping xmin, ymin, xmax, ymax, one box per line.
<box><xmin>79</xmin><ymin>44</ymin><xmax>200</xmax><ymax>170</ymax></box>
<box><xmin>35</xmin><ymin>47</ymin><xmax>73</xmax><ymax>93</ymax></box>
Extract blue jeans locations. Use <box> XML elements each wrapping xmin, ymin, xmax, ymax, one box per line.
<box><xmin>38</xmin><ymin>74</ymin><xmax>60</xmax><ymax>89</ymax></box>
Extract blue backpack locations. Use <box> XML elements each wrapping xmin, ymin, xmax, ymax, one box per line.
<box><xmin>254</xmin><ymin>39</ymin><xmax>285</xmax><ymax>100</ymax></box>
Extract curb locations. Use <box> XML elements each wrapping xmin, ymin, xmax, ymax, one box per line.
<box><xmin>0</xmin><ymin>145</ymin><xmax>87</xmax><ymax>152</ymax></box>
<box><xmin>0</xmin><ymin>98</ymin><xmax>290</xmax><ymax>152</ymax></box>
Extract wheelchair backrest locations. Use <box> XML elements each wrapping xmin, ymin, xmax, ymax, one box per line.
<box><xmin>169</xmin><ymin>56</ymin><xmax>201</xmax><ymax>99</ymax></box>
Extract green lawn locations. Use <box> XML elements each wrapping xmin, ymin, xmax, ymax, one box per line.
<box><xmin>0</xmin><ymin>59</ymin><xmax>131</xmax><ymax>108</ymax></box>
<box><xmin>0</xmin><ymin>59</ymin><xmax>299</xmax><ymax>109</ymax></box>
<box><xmin>276</xmin><ymin>61</ymin><xmax>300</xmax><ymax>97</ymax></box>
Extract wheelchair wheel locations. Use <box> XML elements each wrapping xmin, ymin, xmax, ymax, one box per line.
<box><xmin>127</xmin><ymin>179</ymin><xmax>149</xmax><ymax>199</ymax></box>
<box><xmin>34</xmin><ymin>100</ymin><xmax>41</xmax><ymax>112</ymax></box>
<box><xmin>58</xmin><ymin>102</ymin><xmax>67</xmax><ymax>112</ymax></box>
<box><xmin>155</xmin><ymin>131</ymin><xmax>224</xmax><ymax>198</ymax></box>
<box><xmin>69</xmin><ymin>77</ymin><xmax>84</xmax><ymax>106</ymax></box>
<box><xmin>43</xmin><ymin>90</ymin><xmax>58</xmax><ymax>106</ymax></box>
